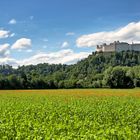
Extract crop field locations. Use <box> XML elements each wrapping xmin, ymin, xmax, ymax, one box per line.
<box><xmin>0</xmin><ymin>89</ymin><xmax>140</xmax><ymax>139</ymax></box>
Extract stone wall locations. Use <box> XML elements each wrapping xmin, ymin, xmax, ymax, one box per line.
<box><xmin>115</xmin><ymin>43</ymin><xmax>130</xmax><ymax>52</ymax></box>
<box><xmin>96</xmin><ymin>41</ymin><xmax>140</xmax><ymax>52</ymax></box>
<box><xmin>131</xmin><ymin>44</ymin><xmax>140</xmax><ymax>51</ymax></box>
<box><xmin>103</xmin><ymin>44</ymin><xmax>115</xmax><ymax>52</ymax></box>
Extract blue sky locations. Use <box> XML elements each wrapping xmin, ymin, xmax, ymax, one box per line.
<box><xmin>0</xmin><ymin>0</ymin><xmax>140</xmax><ymax>67</ymax></box>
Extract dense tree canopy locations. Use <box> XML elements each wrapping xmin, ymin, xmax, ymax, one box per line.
<box><xmin>103</xmin><ymin>67</ymin><xmax>134</xmax><ymax>88</ymax></box>
<box><xmin>0</xmin><ymin>51</ymin><xmax>140</xmax><ymax>89</ymax></box>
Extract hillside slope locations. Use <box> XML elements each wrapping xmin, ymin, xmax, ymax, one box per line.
<box><xmin>0</xmin><ymin>51</ymin><xmax>140</xmax><ymax>89</ymax></box>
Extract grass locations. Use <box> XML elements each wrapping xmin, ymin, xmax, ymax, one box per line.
<box><xmin>0</xmin><ymin>89</ymin><xmax>140</xmax><ymax>139</ymax></box>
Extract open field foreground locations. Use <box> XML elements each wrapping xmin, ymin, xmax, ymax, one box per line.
<box><xmin>0</xmin><ymin>89</ymin><xmax>140</xmax><ymax>139</ymax></box>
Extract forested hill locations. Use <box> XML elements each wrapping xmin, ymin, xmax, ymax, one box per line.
<box><xmin>0</xmin><ymin>51</ymin><xmax>140</xmax><ymax>89</ymax></box>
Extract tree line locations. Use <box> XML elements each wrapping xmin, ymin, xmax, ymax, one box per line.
<box><xmin>0</xmin><ymin>51</ymin><xmax>140</xmax><ymax>89</ymax></box>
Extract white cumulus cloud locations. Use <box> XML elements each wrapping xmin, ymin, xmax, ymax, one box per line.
<box><xmin>0</xmin><ymin>30</ymin><xmax>10</xmax><ymax>38</ymax></box>
<box><xmin>11</xmin><ymin>38</ymin><xmax>32</xmax><ymax>50</ymax></box>
<box><xmin>9</xmin><ymin>19</ymin><xmax>17</xmax><ymax>24</ymax></box>
<box><xmin>76</xmin><ymin>21</ymin><xmax>140</xmax><ymax>47</ymax></box>
<box><xmin>0</xmin><ymin>44</ymin><xmax>10</xmax><ymax>57</ymax></box>
<box><xmin>61</xmin><ymin>41</ymin><xmax>69</xmax><ymax>48</ymax></box>
<box><xmin>0</xmin><ymin>44</ymin><xmax>16</xmax><ymax>66</ymax></box>
<box><xmin>10</xmin><ymin>33</ymin><xmax>16</xmax><ymax>37</ymax></box>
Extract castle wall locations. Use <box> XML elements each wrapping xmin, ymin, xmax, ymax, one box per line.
<box><xmin>103</xmin><ymin>45</ymin><xmax>115</xmax><ymax>52</ymax></box>
<box><xmin>96</xmin><ymin>42</ymin><xmax>140</xmax><ymax>52</ymax></box>
<box><xmin>131</xmin><ymin>44</ymin><xmax>140</xmax><ymax>51</ymax></box>
<box><xmin>115</xmin><ymin>43</ymin><xmax>130</xmax><ymax>52</ymax></box>
<box><xmin>96</xmin><ymin>47</ymin><xmax>103</xmax><ymax>52</ymax></box>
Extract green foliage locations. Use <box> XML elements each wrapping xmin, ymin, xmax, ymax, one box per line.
<box><xmin>0</xmin><ymin>90</ymin><xmax>140</xmax><ymax>139</ymax></box>
<box><xmin>103</xmin><ymin>66</ymin><xmax>134</xmax><ymax>88</ymax></box>
<box><xmin>0</xmin><ymin>51</ymin><xmax>140</xmax><ymax>89</ymax></box>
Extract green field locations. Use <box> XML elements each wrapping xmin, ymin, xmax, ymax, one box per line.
<box><xmin>0</xmin><ymin>89</ymin><xmax>140</xmax><ymax>139</ymax></box>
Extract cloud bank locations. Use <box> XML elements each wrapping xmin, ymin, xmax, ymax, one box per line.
<box><xmin>76</xmin><ymin>21</ymin><xmax>140</xmax><ymax>47</ymax></box>
<box><xmin>0</xmin><ymin>49</ymin><xmax>90</xmax><ymax>68</ymax></box>
<box><xmin>18</xmin><ymin>49</ymin><xmax>90</xmax><ymax>66</ymax></box>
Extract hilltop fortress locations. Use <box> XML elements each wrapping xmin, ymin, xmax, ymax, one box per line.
<box><xmin>96</xmin><ymin>41</ymin><xmax>140</xmax><ymax>52</ymax></box>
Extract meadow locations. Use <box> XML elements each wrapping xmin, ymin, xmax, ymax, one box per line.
<box><xmin>0</xmin><ymin>89</ymin><xmax>140</xmax><ymax>139</ymax></box>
